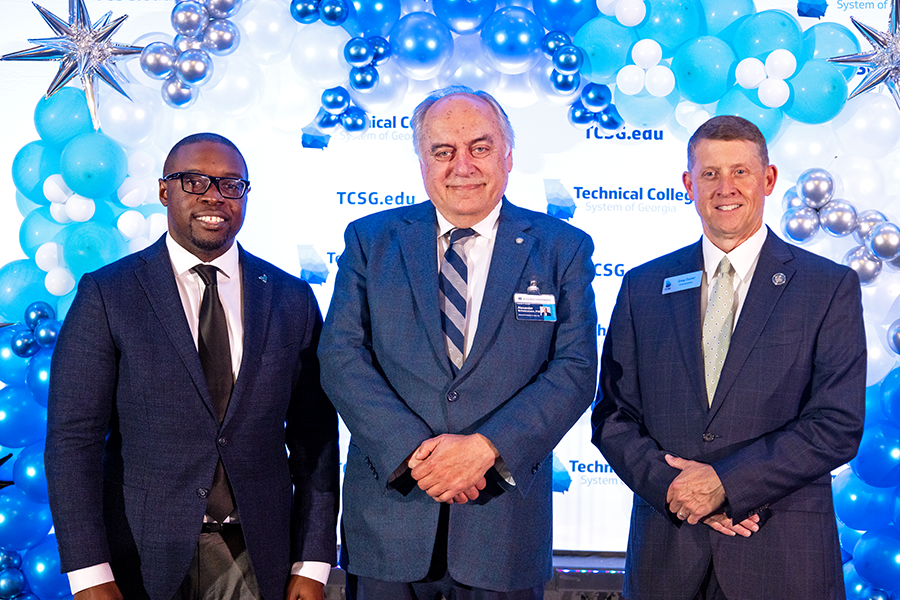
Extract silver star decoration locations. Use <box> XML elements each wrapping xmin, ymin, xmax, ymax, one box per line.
<box><xmin>828</xmin><ymin>0</ymin><xmax>900</xmax><ymax>110</ymax></box>
<box><xmin>1</xmin><ymin>0</ymin><xmax>143</xmax><ymax>130</ymax></box>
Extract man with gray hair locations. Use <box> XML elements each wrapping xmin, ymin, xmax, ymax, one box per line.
<box><xmin>319</xmin><ymin>86</ymin><xmax>598</xmax><ymax>598</ymax></box>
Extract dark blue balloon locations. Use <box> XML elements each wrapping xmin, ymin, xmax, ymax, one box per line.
<box><xmin>370</xmin><ymin>36</ymin><xmax>391</xmax><ymax>65</ymax></box>
<box><xmin>552</xmin><ymin>45</ymin><xmax>584</xmax><ymax>75</ymax></box>
<box><xmin>833</xmin><ymin>468</ymin><xmax>894</xmax><ymax>531</ymax></box>
<box><xmin>13</xmin><ymin>439</ymin><xmax>47</xmax><ymax>504</ymax></box>
<box><xmin>26</xmin><ymin>347</ymin><xmax>53</xmax><ymax>408</ymax></box>
<box><xmin>567</xmin><ymin>101</ymin><xmax>596</xmax><ymax>129</ymax></box>
<box><xmin>349</xmin><ymin>65</ymin><xmax>379</xmax><ymax>92</ymax></box>
<box><xmin>315</xmin><ymin>108</ymin><xmax>341</xmax><ymax>132</ymax></box>
<box><xmin>0</xmin><ymin>385</ymin><xmax>47</xmax><ymax>449</ymax></box>
<box><xmin>581</xmin><ymin>82</ymin><xmax>612</xmax><ymax>111</ymax></box>
<box><xmin>341</xmin><ymin>106</ymin><xmax>369</xmax><ymax>135</ymax></box>
<box><xmin>0</xmin><ymin>567</ymin><xmax>25</xmax><ymax>598</ymax></box>
<box><xmin>318</xmin><ymin>0</ymin><xmax>349</xmax><ymax>26</ymax></box>
<box><xmin>598</xmin><ymin>103</ymin><xmax>624</xmax><ymax>131</ymax></box>
<box><xmin>321</xmin><ymin>87</ymin><xmax>351</xmax><ymax>114</ymax></box>
<box><xmin>0</xmin><ymin>326</ymin><xmax>32</xmax><ymax>388</ymax></box>
<box><xmin>845</xmin><ymin>561</ymin><xmax>869</xmax><ymax>600</ymax></box>
<box><xmin>851</xmin><ymin>421</ymin><xmax>900</xmax><ymax>488</ymax></box>
<box><xmin>344</xmin><ymin>37</ymin><xmax>375</xmax><ymax>67</ymax></box>
<box><xmin>0</xmin><ymin>552</ymin><xmax>20</xmax><ymax>571</ymax></box>
<box><xmin>23</xmin><ymin>303</ymin><xmax>55</xmax><ymax>331</ymax></box>
<box><xmin>541</xmin><ymin>30</ymin><xmax>571</xmax><ymax>58</ymax></box>
<box><xmin>344</xmin><ymin>0</ymin><xmax>401</xmax><ymax>38</ymax></box>
<box><xmin>290</xmin><ymin>0</ymin><xmax>319</xmax><ymax>23</ymax></box>
<box><xmin>0</xmin><ymin>448</ymin><xmax>23</xmax><ymax>483</ymax></box>
<box><xmin>22</xmin><ymin>535</ymin><xmax>69</xmax><ymax>598</ymax></box>
<box><xmin>838</xmin><ymin>517</ymin><xmax>865</xmax><ymax>557</ymax></box>
<box><xmin>533</xmin><ymin>0</ymin><xmax>598</xmax><ymax>35</ymax></box>
<box><xmin>10</xmin><ymin>330</ymin><xmax>39</xmax><ymax>359</ymax></box>
<box><xmin>33</xmin><ymin>319</ymin><xmax>60</xmax><ymax>348</ymax></box>
<box><xmin>854</xmin><ymin>527</ymin><xmax>900</xmax><ymax>592</ymax></box>
<box><xmin>551</xmin><ymin>70</ymin><xmax>580</xmax><ymax>93</ymax></box>
<box><xmin>0</xmin><ymin>487</ymin><xmax>52</xmax><ymax>551</ymax></box>
<box><xmin>433</xmin><ymin>0</ymin><xmax>496</xmax><ymax>35</ymax></box>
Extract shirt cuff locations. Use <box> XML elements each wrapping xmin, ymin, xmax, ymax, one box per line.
<box><xmin>290</xmin><ymin>561</ymin><xmax>332</xmax><ymax>585</ymax></box>
<box><xmin>494</xmin><ymin>457</ymin><xmax>516</xmax><ymax>486</ymax></box>
<box><xmin>67</xmin><ymin>562</ymin><xmax>115</xmax><ymax>595</ymax></box>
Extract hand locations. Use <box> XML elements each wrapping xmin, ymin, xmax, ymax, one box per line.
<box><xmin>409</xmin><ymin>434</ymin><xmax>498</xmax><ymax>503</ymax></box>
<box><xmin>701</xmin><ymin>513</ymin><xmax>760</xmax><ymax>537</ymax></box>
<box><xmin>285</xmin><ymin>575</ymin><xmax>325</xmax><ymax>600</ymax></box>
<box><xmin>665</xmin><ymin>454</ymin><xmax>726</xmax><ymax>525</ymax></box>
<box><xmin>74</xmin><ymin>582</ymin><xmax>123</xmax><ymax>600</ymax></box>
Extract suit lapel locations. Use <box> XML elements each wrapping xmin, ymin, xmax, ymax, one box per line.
<box><xmin>707</xmin><ymin>230</ymin><xmax>795</xmax><ymax>421</ymax></box>
<box><xmin>667</xmin><ymin>242</ymin><xmax>707</xmax><ymax>411</ymax></box>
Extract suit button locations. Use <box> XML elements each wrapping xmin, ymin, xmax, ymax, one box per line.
<box><xmin>218</xmin><ymin>437</ymin><xmax>227</xmax><ymax>446</ymax></box>
<box><xmin>532</xmin><ymin>463</ymin><xmax>541</xmax><ymax>474</ymax></box>
<box><xmin>447</xmin><ymin>391</ymin><xmax>459</xmax><ymax>402</ymax></box>
<box><xmin>197</xmin><ymin>488</ymin><xmax>209</xmax><ymax>498</ymax></box>
<box><xmin>702</xmin><ymin>432</ymin><xmax>716</xmax><ymax>442</ymax></box>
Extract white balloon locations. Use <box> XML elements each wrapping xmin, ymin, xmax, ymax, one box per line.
<box><xmin>675</xmin><ymin>101</ymin><xmax>700</xmax><ymax>128</ymax></box>
<box><xmin>757</xmin><ymin>78</ymin><xmax>790</xmax><ymax>108</ymax></box>
<box><xmin>645</xmin><ymin>65</ymin><xmax>675</xmax><ymax>97</ymax></box>
<box><xmin>290</xmin><ymin>22</ymin><xmax>352</xmax><ymax>88</ymax></box>
<box><xmin>438</xmin><ymin>34</ymin><xmax>500</xmax><ymax>95</ymax></box>
<box><xmin>631</xmin><ymin>39</ymin><xmax>662</xmax><ymax>69</ymax></box>
<box><xmin>597</xmin><ymin>0</ymin><xmax>618</xmax><ymax>16</ymax></box>
<box><xmin>148</xmin><ymin>213</ymin><xmax>169</xmax><ymax>240</ymax></box>
<box><xmin>35</xmin><ymin>242</ymin><xmax>60</xmax><ymax>272</ymax></box>
<box><xmin>128</xmin><ymin>150</ymin><xmax>157</xmax><ymax>179</ymax></box>
<box><xmin>117</xmin><ymin>177</ymin><xmax>149</xmax><ymax>208</ymax></box>
<box><xmin>768</xmin><ymin>122</ymin><xmax>839</xmax><ymax>180</ymax></box>
<box><xmin>66</xmin><ymin>195</ymin><xmax>95</xmax><ymax>222</ymax></box>
<box><xmin>45</xmin><ymin>267</ymin><xmax>76</xmax><ymax>297</ymax></box>
<box><xmin>492</xmin><ymin>72</ymin><xmax>539</xmax><ymax>109</ymax></box>
<box><xmin>735</xmin><ymin>57</ymin><xmax>766</xmax><ymax>89</ymax></box>
<box><xmin>832</xmin><ymin>93</ymin><xmax>900</xmax><ymax>159</ymax></box>
<box><xmin>765</xmin><ymin>49</ymin><xmax>797</xmax><ymax>80</ymax></box>
<box><xmin>204</xmin><ymin>53</ymin><xmax>265</xmax><ymax>116</ymax></box>
<box><xmin>49</xmin><ymin>203</ymin><xmax>71</xmax><ymax>224</ymax></box>
<box><xmin>238</xmin><ymin>0</ymin><xmax>298</xmax><ymax>65</ymax></box>
<box><xmin>529</xmin><ymin>58</ymin><xmax>583</xmax><ymax>105</ymax></box>
<box><xmin>616</xmin><ymin>0</ymin><xmax>646</xmax><ymax>27</ymax></box>
<box><xmin>43</xmin><ymin>174</ymin><xmax>72</xmax><ymax>204</ymax></box>
<box><xmin>351</xmin><ymin>61</ymin><xmax>412</xmax><ymax>114</ymax></box>
<box><xmin>616</xmin><ymin>64</ymin><xmax>645</xmax><ymax>96</ymax></box>
<box><xmin>117</xmin><ymin>211</ymin><xmax>147</xmax><ymax>241</ymax></box>
<box><xmin>831</xmin><ymin>155</ymin><xmax>886</xmax><ymax>205</ymax></box>
<box><xmin>99</xmin><ymin>85</ymin><xmax>165</xmax><ymax>149</ymax></box>
<box><xmin>128</xmin><ymin>237</ymin><xmax>153</xmax><ymax>254</ymax></box>
<box><xmin>686</xmin><ymin>109</ymin><xmax>710</xmax><ymax>132</ymax></box>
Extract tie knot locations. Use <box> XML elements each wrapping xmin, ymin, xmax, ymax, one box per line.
<box><xmin>449</xmin><ymin>228</ymin><xmax>476</xmax><ymax>246</ymax></box>
<box><xmin>192</xmin><ymin>264</ymin><xmax>219</xmax><ymax>287</ymax></box>
<box><xmin>717</xmin><ymin>256</ymin><xmax>733</xmax><ymax>278</ymax></box>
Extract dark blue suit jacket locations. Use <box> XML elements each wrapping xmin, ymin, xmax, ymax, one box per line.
<box><xmin>593</xmin><ymin>229</ymin><xmax>866</xmax><ymax>600</ymax></box>
<box><xmin>318</xmin><ymin>199</ymin><xmax>598</xmax><ymax>591</ymax></box>
<box><xmin>45</xmin><ymin>236</ymin><xmax>339</xmax><ymax>600</ymax></box>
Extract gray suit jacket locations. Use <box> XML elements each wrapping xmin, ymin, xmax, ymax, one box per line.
<box><xmin>593</xmin><ymin>229</ymin><xmax>866</xmax><ymax>600</ymax></box>
<box><xmin>46</xmin><ymin>236</ymin><xmax>339</xmax><ymax>600</ymax></box>
<box><xmin>318</xmin><ymin>199</ymin><xmax>598</xmax><ymax>591</ymax></box>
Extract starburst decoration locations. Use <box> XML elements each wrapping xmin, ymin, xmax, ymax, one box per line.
<box><xmin>1</xmin><ymin>0</ymin><xmax>143</xmax><ymax>130</ymax></box>
<box><xmin>828</xmin><ymin>0</ymin><xmax>900</xmax><ymax>110</ymax></box>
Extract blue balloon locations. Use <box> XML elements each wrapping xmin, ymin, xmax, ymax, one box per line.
<box><xmin>0</xmin><ymin>567</ymin><xmax>25</xmax><ymax>598</ymax></box>
<box><xmin>59</xmin><ymin>131</ymin><xmax>128</xmax><ymax>199</ymax></box>
<box><xmin>10</xmin><ymin>330</ymin><xmax>38</xmax><ymax>359</ymax></box>
<box><xmin>598</xmin><ymin>103</ymin><xmax>624</xmax><ymax>131</ymax></box>
<box><xmin>614</xmin><ymin>88</ymin><xmax>679</xmax><ymax>128</ymax></box>
<box><xmin>0</xmin><ymin>487</ymin><xmax>52</xmax><ymax>551</ymax></box>
<box><xmin>479</xmin><ymin>7</ymin><xmax>544</xmax><ymax>75</ymax></box>
<box><xmin>567</xmin><ymin>101</ymin><xmax>596</xmax><ymax>129</ymax></box>
<box><xmin>855</xmin><ymin>527</ymin><xmax>900</xmax><ymax>592</ymax></box>
<box><xmin>541</xmin><ymin>31</ymin><xmax>571</xmax><ymax>58</ymax></box>
<box><xmin>574</xmin><ymin>17</ymin><xmax>637</xmax><ymax>84</ymax></box>
<box><xmin>551</xmin><ymin>70</ymin><xmax>580</xmax><ymax>93</ymax></box>
<box><xmin>635</xmin><ymin>0</ymin><xmax>702</xmax><ymax>57</ymax></box>
<box><xmin>344</xmin><ymin>0</ymin><xmax>401</xmax><ymax>37</ymax></box>
<box><xmin>24</xmin><ymin>302</ymin><xmax>55</xmax><ymax>331</ymax></box>
<box><xmin>0</xmin><ymin>448</ymin><xmax>22</xmax><ymax>483</ymax></box>
<box><xmin>0</xmin><ymin>551</ymin><xmax>21</xmax><ymax>571</ymax></box>
<box><xmin>845</xmin><ymin>561</ymin><xmax>870</xmax><ymax>600</ymax></box>
<box><xmin>803</xmin><ymin>22</ymin><xmax>860</xmax><ymax>81</ymax></box>
<box><xmin>733</xmin><ymin>9</ymin><xmax>803</xmax><ymax>61</ymax></box>
<box><xmin>850</xmin><ymin>421</ymin><xmax>900</xmax><ymax>488</ymax></box>
<box><xmin>0</xmin><ymin>326</ymin><xmax>31</xmax><ymax>387</ymax></box>
<box><xmin>553</xmin><ymin>45</ymin><xmax>584</xmax><ymax>75</ymax></box>
<box><xmin>0</xmin><ymin>260</ymin><xmax>58</xmax><ymax>324</ymax></box>
<box><xmin>321</xmin><ymin>86</ymin><xmax>351</xmax><ymax>114</ymax></box>
<box><xmin>15</xmin><ymin>192</ymin><xmax>42</xmax><ymax>219</ymax></box>
<box><xmin>344</xmin><ymin>37</ymin><xmax>375</xmax><ymax>67</ymax></box>
<box><xmin>11</xmin><ymin>141</ymin><xmax>61</xmax><ymax>205</ymax></box>
<box><xmin>839</xmin><ymin>518</ymin><xmax>865</xmax><ymax>557</ymax></box>
<box><xmin>698</xmin><ymin>0</ymin><xmax>754</xmax><ymax>37</ymax></box>
<box><xmin>391</xmin><ymin>12</ymin><xmax>455</xmax><ymax>79</ymax></box>
<box><xmin>319</xmin><ymin>0</ymin><xmax>350</xmax><ymax>26</ymax></box>
<box><xmin>370</xmin><ymin>36</ymin><xmax>391</xmax><ymax>65</ymax></box>
<box><xmin>34</xmin><ymin>319</ymin><xmax>60</xmax><ymax>348</ymax></box>
<box><xmin>341</xmin><ymin>106</ymin><xmax>370</xmax><ymax>135</ymax></box>
<box><xmin>833</xmin><ymin>468</ymin><xmax>894</xmax><ymax>531</ymax></box>
<box><xmin>13</xmin><ymin>439</ymin><xmax>47</xmax><ymax>504</ymax></box>
<box><xmin>0</xmin><ymin>385</ymin><xmax>46</xmax><ymax>449</ymax></box>
<box><xmin>349</xmin><ymin>65</ymin><xmax>379</xmax><ymax>92</ymax></box>
<box><xmin>33</xmin><ymin>87</ymin><xmax>93</xmax><ymax>148</ymax></box>
<box><xmin>434</xmin><ymin>0</ymin><xmax>495</xmax><ymax>35</ymax></box>
<box><xmin>533</xmin><ymin>0</ymin><xmax>598</xmax><ymax>36</ymax></box>
<box><xmin>315</xmin><ymin>108</ymin><xmax>341</xmax><ymax>132</ymax></box>
<box><xmin>881</xmin><ymin>371</ymin><xmax>900</xmax><ymax>426</ymax></box>
<box><xmin>671</xmin><ymin>36</ymin><xmax>736</xmax><ymax>104</ymax></box>
<box><xmin>18</xmin><ymin>207</ymin><xmax>66</xmax><ymax>260</ymax></box>
<box><xmin>22</xmin><ymin>535</ymin><xmax>69</xmax><ymax>598</ymax></box>
<box><xmin>289</xmin><ymin>0</ymin><xmax>319</xmax><ymax>23</ymax></box>
<box><xmin>26</xmin><ymin>348</ymin><xmax>52</xmax><ymax>408</ymax></box>
<box><xmin>581</xmin><ymin>82</ymin><xmax>612</xmax><ymax>111</ymax></box>
<box><xmin>715</xmin><ymin>85</ymin><xmax>783</xmax><ymax>143</ymax></box>
<box><xmin>784</xmin><ymin>59</ymin><xmax>847</xmax><ymax>125</ymax></box>
<box><xmin>62</xmin><ymin>221</ymin><xmax>128</xmax><ymax>282</ymax></box>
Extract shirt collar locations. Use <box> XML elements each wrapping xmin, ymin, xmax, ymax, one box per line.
<box><xmin>702</xmin><ymin>225</ymin><xmax>767</xmax><ymax>283</ymax></box>
<box><xmin>166</xmin><ymin>233</ymin><xmax>240</xmax><ymax>281</ymax></box>
<box><xmin>436</xmin><ymin>200</ymin><xmax>503</xmax><ymax>241</ymax></box>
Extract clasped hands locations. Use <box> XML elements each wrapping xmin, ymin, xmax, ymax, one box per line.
<box><xmin>407</xmin><ymin>433</ymin><xmax>499</xmax><ymax>504</ymax></box>
<box><xmin>665</xmin><ymin>454</ymin><xmax>759</xmax><ymax>538</ymax></box>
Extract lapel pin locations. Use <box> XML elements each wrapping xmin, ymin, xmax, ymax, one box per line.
<box><xmin>259</xmin><ymin>274</ymin><xmax>267</xmax><ymax>283</ymax></box>
<box><xmin>515</xmin><ymin>237</ymin><xmax>524</xmax><ymax>244</ymax></box>
<box><xmin>772</xmin><ymin>273</ymin><xmax>786</xmax><ymax>286</ymax></box>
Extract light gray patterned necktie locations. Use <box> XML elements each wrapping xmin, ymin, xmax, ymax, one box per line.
<box><xmin>703</xmin><ymin>256</ymin><xmax>734</xmax><ymax>407</ymax></box>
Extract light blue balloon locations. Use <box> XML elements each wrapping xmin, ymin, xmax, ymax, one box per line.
<box><xmin>635</xmin><ymin>0</ymin><xmax>702</xmax><ymax>57</ymax></box>
<box><xmin>344</xmin><ymin>0</ymin><xmax>401</xmax><ymax>37</ymax></box>
<box><xmin>733</xmin><ymin>9</ymin><xmax>803</xmax><ymax>61</ymax></box>
<box><xmin>533</xmin><ymin>0</ymin><xmax>598</xmax><ymax>36</ymax></box>
<box><xmin>33</xmin><ymin>88</ymin><xmax>93</xmax><ymax>148</ymax></box>
<box><xmin>11</xmin><ymin>142</ymin><xmax>61</xmax><ymax>205</ymax></box>
<box><xmin>62</xmin><ymin>222</ymin><xmax>128</xmax><ymax>282</ymax></box>
<box><xmin>60</xmin><ymin>131</ymin><xmax>128</xmax><ymax>199</ymax></box>
<box><xmin>0</xmin><ymin>385</ymin><xmax>46</xmax><ymax>449</ymax></box>
<box><xmin>671</xmin><ymin>36</ymin><xmax>736</xmax><ymax>104</ymax></box>
<box><xmin>390</xmin><ymin>12</ymin><xmax>455</xmax><ymax>79</ymax></box>
<box><xmin>480</xmin><ymin>7</ymin><xmax>544</xmax><ymax>75</ymax></box>
<box><xmin>0</xmin><ymin>488</ymin><xmax>52</xmax><ymax>551</ymax></box>
<box><xmin>22</xmin><ymin>535</ymin><xmax>69</xmax><ymax>598</ymax></box>
<box><xmin>698</xmin><ymin>0</ymin><xmax>754</xmax><ymax>37</ymax></box>
<box><xmin>13</xmin><ymin>439</ymin><xmax>47</xmax><ymax>504</ymax></box>
<box><xmin>14</xmin><ymin>192</ymin><xmax>41</xmax><ymax>219</ymax></box>
<box><xmin>784</xmin><ymin>59</ymin><xmax>847</xmax><ymax>125</ymax></box>
<box><xmin>715</xmin><ymin>85</ymin><xmax>783</xmax><ymax>142</ymax></box>
<box><xmin>18</xmin><ymin>207</ymin><xmax>66</xmax><ymax>259</ymax></box>
<box><xmin>433</xmin><ymin>0</ymin><xmax>496</xmax><ymax>34</ymax></box>
<box><xmin>803</xmin><ymin>22</ymin><xmax>860</xmax><ymax>82</ymax></box>
<box><xmin>0</xmin><ymin>326</ymin><xmax>31</xmax><ymax>387</ymax></box>
<box><xmin>0</xmin><ymin>260</ymin><xmax>58</xmax><ymax>324</ymax></box>
<box><xmin>574</xmin><ymin>16</ymin><xmax>637</xmax><ymax>84</ymax></box>
<box><xmin>56</xmin><ymin>290</ymin><xmax>77</xmax><ymax>323</ymax></box>
<box><xmin>614</xmin><ymin>87</ymin><xmax>679</xmax><ymax>128</ymax></box>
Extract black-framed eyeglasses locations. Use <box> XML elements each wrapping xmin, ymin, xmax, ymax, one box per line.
<box><xmin>163</xmin><ymin>172</ymin><xmax>250</xmax><ymax>199</ymax></box>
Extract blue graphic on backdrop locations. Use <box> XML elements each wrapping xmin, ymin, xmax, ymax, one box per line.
<box><xmin>552</xmin><ymin>453</ymin><xmax>572</xmax><ymax>493</ymax></box>
<box><xmin>297</xmin><ymin>245</ymin><xmax>329</xmax><ymax>284</ymax></box>
<box><xmin>798</xmin><ymin>2</ymin><xmax>828</xmax><ymax>18</ymax></box>
<box><xmin>544</xmin><ymin>179</ymin><xmax>576</xmax><ymax>220</ymax></box>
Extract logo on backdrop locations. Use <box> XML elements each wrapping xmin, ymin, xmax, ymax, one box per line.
<box><xmin>297</xmin><ymin>245</ymin><xmax>328</xmax><ymax>284</ymax></box>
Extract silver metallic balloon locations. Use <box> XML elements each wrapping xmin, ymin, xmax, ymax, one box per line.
<box><xmin>202</xmin><ymin>0</ymin><xmax>243</xmax><ymax>19</ymax></box>
<box><xmin>866</xmin><ymin>222</ymin><xmax>900</xmax><ymax>260</ymax></box>
<box><xmin>853</xmin><ymin>209</ymin><xmax>888</xmax><ymax>245</ymax></box>
<box><xmin>140</xmin><ymin>42</ymin><xmax>179</xmax><ymax>80</ymax></box>
<box><xmin>781</xmin><ymin>206</ymin><xmax>819</xmax><ymax>244</ymax></box>
<box><xmin>172</xmin><ymin>1</ymin><xmax>210</xmax><ymax>38</ymax></box>
<box><xmin>176</xmin><ymin>48</ymin><xmax>214</xmax><ymax>86</ymax></box>
<box><xmin>796</xmin><ymin>167</ymin><xmax>834</xmax><ymax>209</ymax></box>
<box><xmin>782</xmin><ymin>186</ymin><xmax>804</xmax><ymax>211</ymax></box>
<box><xmin>175</xmin><ymin>34</ymin><xmax>205</xmax><ymax>53</ymax></box>
<box><xmin>888</xmin><ymin>318</ymin><xmax>900</xmax><ymax>355</ymax></box>
<box><xmin>818</xmin><ymin>199</ymin><xmax>858</xmax><ymax>237</ymax></box>
<box><xmin>162</xmin><ymin>74</ymin><xmax>199</xmax><ymax>109</ymax></box>
<box><xmin>843</xmin><ymin>245</ymin><xmax>882</xmax><ymax>286</ymax></box>
<box><xmin>202</xmin><ymin>19</ymin><xmax>240</xmax><ymax>56</ymax></box>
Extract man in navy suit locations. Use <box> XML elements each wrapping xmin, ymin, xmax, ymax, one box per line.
<box><xmin>46</xmin><ymin>133</ymin><xmax>339</xmax><ymax>600</ymax></box>
<box><xmin>318</xmin><ymin>86</ymin><xmax>598</xmax><ymax>598</ymax></box>
<box><xmin>593</xmin><ymin>116</ymin><xmax>866</xmax><ymax>600</ymax></box>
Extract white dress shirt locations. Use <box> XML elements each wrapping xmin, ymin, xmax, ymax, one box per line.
<box><xmin>700</xmin><ymin>224</ymin><xmax>768</xmax><ymax>329</ymax></box>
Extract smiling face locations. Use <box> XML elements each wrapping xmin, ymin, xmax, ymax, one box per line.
<box><xmin>683</xmin><ymin>138</ymin><xmax>777</xmax><ymax>253</ymax></box>
<box><xmin>159</xmin><ymin>140</ymin><xmax>248</xmax><ymax>262</ymax></box>
<box><xmin>418</xmin><ymin>94</ymin><xmax>513</xmax><ymax>228</ymax></box>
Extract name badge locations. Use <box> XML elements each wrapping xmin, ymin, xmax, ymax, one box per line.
<box><xmin>662</xmin><ymin>270</ymin><xmax>702</xmax><ymax>295</ymax></box>
<box><xmin>514</xmin><ymin>293</ymin><xmax>557</xmax><ymax>322</ymax></box>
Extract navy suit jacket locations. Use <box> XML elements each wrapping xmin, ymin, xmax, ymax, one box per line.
<box><xmin>45</xmin><ymin>236</ymin><xmax>339</xmax><ymax>600</ymax></box>
<box><xmin>593</xmin><ymin>229</ymin><xmax>866</xmax><ymax>600</ymax></box>
<box><xmin>318</xmin><ymin>199</ymin><xmax>598</xmax><ymax>591</ymax></box>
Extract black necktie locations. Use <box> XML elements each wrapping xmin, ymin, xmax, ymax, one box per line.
<box><xmin>192</xmin><ymin>264</ymin><xmax>235</xmax><ymax>522</ymax></box>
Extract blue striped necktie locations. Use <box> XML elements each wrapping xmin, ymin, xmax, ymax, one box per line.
<box><xmin>440</xmin><ymin>228</ymin><xmax>476</xmax><ymax>370</ymax></box>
